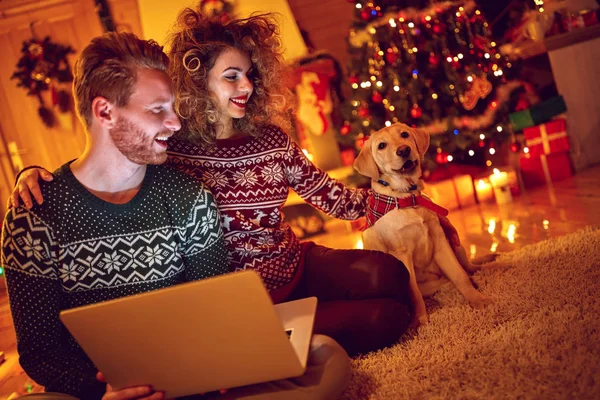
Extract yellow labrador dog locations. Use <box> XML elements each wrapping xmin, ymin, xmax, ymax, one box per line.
<box><xmin>354</xmin><ymin>123</ymin><xmax>502</xmax><ymax>326</ymax></box>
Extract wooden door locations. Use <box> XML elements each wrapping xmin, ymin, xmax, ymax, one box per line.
<box><xmin>0</xmin><ymin>0</ymin><xmax>104</xmax><ymax>211</ymax></box>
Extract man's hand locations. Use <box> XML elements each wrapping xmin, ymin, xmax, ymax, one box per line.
<box><xmin>98</xmin><ymin>372</ymin><xmax>165</xmax><ymax>400</ymax></box>
<box><xmin>8</xmin><ymin>167</ymin><xmax>52</xmax><ymax>209</ymax></box>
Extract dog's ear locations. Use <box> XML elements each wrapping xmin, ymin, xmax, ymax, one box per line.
<box><xmin>353</xmin><ymin>137</ymin><xmax>379</xmax><ymax>179</ymax></box>
<box><xmin>414</xmin><ymin>128</ymin><xmax>430</xmax><ymax>160</ymax></box>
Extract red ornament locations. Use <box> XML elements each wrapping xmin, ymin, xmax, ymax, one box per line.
<box><xmin>385</xmin><ymin>49</ymin><xmax>398</xmax><ymax>64</ymax></box>
<box><xmin>435</xmin><ymin>151</ymin><xmax>450</xmax><ymax>164</ymax></box>
<box><xmin>355</xmin><ymin>137</ymin><xmax>367</xmax><ymax>149</ymax></box>
<box><xmin>515</xmin><ymin>98</ymin><xmax>530</xmax><ymax>111</ymax></box>
<box><xmin>410</xmin><ymin>104</ymin><xmax>423</xmax><ymax>119</ymax></box>
<box><xmin>340</xmin><ymin>122</ymin><xmax>351</xmax><ymax>136</ymax></box>
<box><xmin>510</xmin><ymin>141</ymin><xmax>522</xmax><ymax>153</ymax></box>
<box><xmin>372</xmin><ymin>92</ymin><xmax>383</xmax><ymax>103</ymax></box>
<box><xmin>473</xmin><ymin>35</ymin><xmax>488</xmax><ymax>50</ymax></box>
<box><xmin>428</xmin><ymin>54</ymin><xmax>440</xmax><ymax>66</ymax></box>
<box><xmin>358</xmin><ymin>106</ymin><xmax>371</xmax><ymax>118</ymax></box>
<box><xmin>348</xmin><ymin>75</ymin><xmax>360</xmax><ymax>85</ymax></box>
<box><xmin>432</xmin><ymin>23</ymin><xmax>445</xmax><ymax>34</ymax></box>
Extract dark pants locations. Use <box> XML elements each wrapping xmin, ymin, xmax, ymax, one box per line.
<box><xmin>287</xmin><ymin>245</ymin><xmax>412</xmax><ymax>356</ymax></box>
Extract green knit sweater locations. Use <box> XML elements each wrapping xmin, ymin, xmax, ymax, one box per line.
<box><xmin>1</xmin><ymin>162</ymin><xmax>228</xmax><ymax>399</ymax></box>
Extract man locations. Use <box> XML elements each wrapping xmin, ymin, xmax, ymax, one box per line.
<box><xmin>6</xmin><ymin>31</ymin><xmax>352</xmax><ymax>400</ymax></box>
<box><xmin>1</xmin><ymin>32</ymin><xmax>229</xmax><ymax>399</ymax></box>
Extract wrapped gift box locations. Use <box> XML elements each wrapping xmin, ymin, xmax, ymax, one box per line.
<box><xmin>524</xmin><ymin>119</ymin><xmax>569</xmax><ymax>157</ymax></box>
<box><xmin>425</xmin><ymin>179</ymin><xmax>459</xmax><ymax>211</ymax></box>
<box><xmin>519</xmin><ymin>153</ymin><xmax>572</xmax><ymax>187</ymax></box>
<box><xmin>509</xmin><ymin>96</ymin><xmax>567</xmax><ymax>131</ymax></box>
<box><xmin>424</xmin><ymin>174</ymin><xmax>475</xmax><ymax>211</ymax></box>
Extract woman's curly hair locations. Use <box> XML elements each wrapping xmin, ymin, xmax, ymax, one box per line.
<box><xmin>168</xmin><ymin>8</ymin><xmax>293</xmax><ymax>148</ymax></box>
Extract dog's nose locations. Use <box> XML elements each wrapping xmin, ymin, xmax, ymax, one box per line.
<box><xmin>396</xmin><ymin>145</ymin><xmax>411</xmax><ymax>158</ymax></box>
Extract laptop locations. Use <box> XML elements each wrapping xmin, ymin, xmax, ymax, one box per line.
<box><xmin>59</xmin><ymin>270</ymin><xmax>317</xmax><ymax>399</ymax></box>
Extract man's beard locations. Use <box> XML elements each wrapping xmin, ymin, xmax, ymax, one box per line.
<box><xmin>109</xmin><ymin>117</ymin><xmax>168</xmax><ymax>165</ymax></box>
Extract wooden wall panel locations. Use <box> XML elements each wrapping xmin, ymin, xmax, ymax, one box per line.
<box><xmin>107</xmin><ymin>0</ymin><xmax>143</xmax><ymax>37</ymax></box>
<box><xmin>287</xmin><ymin>0</ymin><xmax>354</xmax><ymax>70</ymax></box>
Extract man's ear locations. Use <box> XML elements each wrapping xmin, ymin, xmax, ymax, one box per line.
<box><xmin>91</xmin><ymin>97</ymin><xmax>116</xmax><ymax>128</ymax></box>
<box><xmin>414</xmin><ymin>128</ymin><xmax>430</xmax><ymax>160</ymax></box>
<box><xmin>353</xmin><ymin>137</ymin><xmax>379</xmax><ymax>179</ymax></box>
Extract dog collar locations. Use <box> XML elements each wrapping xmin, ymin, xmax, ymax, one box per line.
<box><xmin>364</xmin><ymin>190</ymin><xmax>449</xmax><ymax>229</ymax></box>
<box><xmin>376</xmin><ymin>179</ymin><xmax>418</xmax><ymax>192</ymax></box>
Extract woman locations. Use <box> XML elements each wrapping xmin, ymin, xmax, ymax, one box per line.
<box><xmin>12</xmin><ymin>8</ymin><xmax>412</xmax><ymax>357</ymax></box>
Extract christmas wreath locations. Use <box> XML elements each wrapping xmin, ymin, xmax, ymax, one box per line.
<box><xmin>11</xmin><ymin>36</ymin><xmax>75</xmax><ymax>128</ymax></box>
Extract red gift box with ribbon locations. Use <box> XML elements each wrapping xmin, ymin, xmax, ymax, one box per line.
<box><xmin>519</xmin><ymin>152</ymin><xmax>572</xmax><ymax>187</ymax></box>
<box><xmin>523</xmin><ymin>119</ymin><xmax>569</xmax><ymax>157</ymax></box>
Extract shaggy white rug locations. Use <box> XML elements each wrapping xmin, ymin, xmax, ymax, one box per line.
<box><xmin>342</xmin><ymin>226</ymin><xmax>600</xmax><ymax>400</ymax></box>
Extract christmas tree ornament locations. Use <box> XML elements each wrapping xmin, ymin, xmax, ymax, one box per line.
<box><xmin>459</xmin><ymin>75</ymin><xmax>492</xmax><ymax>110</ymax></box>
<box><xmin>433</xmin><ymin>22</ymin><xmax>445</xmax><ymax>34</ymax></box>
<box><xmin>385</xmin><ymin>48</ymin><xmax>398</xmax><ymax>64</ymax></box>
<box><xmin>410</xmin><ymin>104</ymin><xmax>423</xmax><ymax>119</ymax></box>
<box><xmin>355</xmin><ymin>136</ymin><xmax>367</xmax><ymax>149</ymax></box>
<box><xmin>348</xmin><ymin>75</ymin><xmax>360</xmax><ymax>85</ymax></box>
<box><xmin>428</xmin><ymin>53</ymin><xmax>440</xmax><ymax>66</ymax></box>
<box><xmin>435</xmin><ymin>150</ymin><xmax>450</xmax><ymax>164</ymax></box>
<box><xmin>510</xmin><ymin>141</ymin><xmax>522</xmax><ymax>153</ymax></box>
<box><xmin>340</xmin><ymin>122</ymin><xmax>351</xmax><ymax>136</ymax></box>
<box><xmin>371</xmin><ymin>92</ymin><xmax>383</xmax><ymax>103</ymax></box>
<box><xmin>358</xmin><ymin>105</ymin><xmax>371</xmax><ymax>118</ymax></box>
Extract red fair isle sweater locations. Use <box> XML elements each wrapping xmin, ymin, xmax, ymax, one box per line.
<box><xmin>166</xmin><ymin>125</ymin><xmax>368</xmax><ymax>290</ymax></box>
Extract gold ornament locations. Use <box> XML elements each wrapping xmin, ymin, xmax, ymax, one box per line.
<box><xmin>459</xmin><ymin>76</ymin><xmax>492</xmax><ymax>110</ymax></box>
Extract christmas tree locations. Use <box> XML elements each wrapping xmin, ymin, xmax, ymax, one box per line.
<box><xmin>339</xmin><ymin>0</ymin><xmax>528</xmax><ymax>172</ymax></box>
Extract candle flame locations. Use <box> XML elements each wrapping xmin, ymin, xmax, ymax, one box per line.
<box><xmin>488</xmin><ymin>219</ymin><xmax>496</xmax><ymax>234</ymax></box>
<box><xmin>507</xmin><ymin>224</ymin><xmax>516</xmax><ymax>243</ymax></box>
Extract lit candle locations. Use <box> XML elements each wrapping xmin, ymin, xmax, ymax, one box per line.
<box><xmin>475</xmin><ymin>179</ymin><xmax>493</xmax><ymax>203</ymax></box>
<box><xmin>489</xmin><ymin>168</ymin><xmax>512</xmax><ymax>204</ymax></box>
<box><xmin>489</xmin><ymin>168</ymin><xmax>508</xmax><ymax>188</ymax></box>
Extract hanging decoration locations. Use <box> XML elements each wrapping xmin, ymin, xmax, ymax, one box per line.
<box><xmin>459</xmin><ymin>75</ymin><xmax>492</xmax><ymax>111</ymax></box>
<box><xmin>11</xmin><ymin>36</ymin><xmax>74</xmax><ymax>128</ymax></box>
<box><xmin>200</xmin><ymin>0</ymin><xmax>236</xmax><ymax>23</ymax></box>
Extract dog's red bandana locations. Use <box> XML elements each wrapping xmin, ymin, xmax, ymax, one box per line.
<box><xmin>364</xmin><ymin>190</ymin><xmax>449</xmax><ymax>229</ymax></box>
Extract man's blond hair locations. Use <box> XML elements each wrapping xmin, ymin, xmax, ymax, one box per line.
<box><xmin>73</xmin><ymin>32</ymin><xmax>169</xmax><ymax>128</ymax></box>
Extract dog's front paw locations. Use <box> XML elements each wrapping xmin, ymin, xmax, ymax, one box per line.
<box><xmin>466</xmin><ymin>290</ymin><xmax>493</xmax><ymax>310</ymax></box>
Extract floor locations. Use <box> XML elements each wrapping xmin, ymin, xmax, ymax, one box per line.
<box><xmin>0</xmin><ymin>165</ymin><xmax>598</xmax><ymax>399</ymax></box>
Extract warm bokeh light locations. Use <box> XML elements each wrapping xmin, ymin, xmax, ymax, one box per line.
<box><xmin>301</xmin><ymin>149</ymin><xmax>314</xmax><ymax>162</ymax></box>
<box><xmin>543</xmin><ymin>220</ymin><xmax>550</xmax><ymax>230</ymax></box>
<box><xmin>488</xmin><ymin>219</ymin><xmax>496</xmax><ymax>234</ymax></box>
<box><xmin>355</xmin><ymin>239</ymin><xmax>364</xmax><ymax>249</ymax></box>
<box><xmin>507</xmin><ymin>224</ymin><xmax>516</xmax><ymax>243</ymax></box>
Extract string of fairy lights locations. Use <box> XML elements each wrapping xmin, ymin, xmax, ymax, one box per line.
<box><xmin>339</xmin><ymin>0</ymin><xmax>532</xmax><ymax>169</ymax></box>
